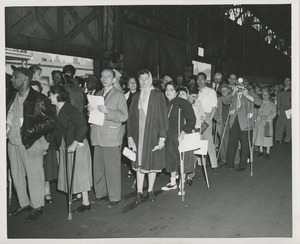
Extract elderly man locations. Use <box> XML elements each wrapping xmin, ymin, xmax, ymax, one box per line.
<box><xmin>228</xmin><ymin>73</ymin><xmax>238</xmax><ymax>90</ymax></box>
<box><xmin>214</xmin><ymin>84</ymin><xmax>240</xmax><ymax>167</ymax></box>
<box><xmin>196</xmin><ymin>72</ymin><xmax>219</xmax><ymax>174</ymax></box>
<box><xmin>7</xmin><ymin>67</ymin><xmax>55</xmax><ymax>221</ymax></box>
<box><xmin>223</xmin><ymin>78</ymin><xmax>262</xmax><ymax>172</ymax></box>
<box><xmin>90</xmin><ymin>69</ymin><xmax>128</xmax><ymax>208</ymax></box>
<box><xmin>275</xmin><ymin>77</ymin><xmax>291</xmax><ymax>143</ymax></box>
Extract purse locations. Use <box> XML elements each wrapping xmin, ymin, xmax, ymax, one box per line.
<box><xmin>200</xmin><ymin>121</ymin><xmax>209</xmax><ymax>134</ymax></box>
<box><xmin>264</xmin><ymin>121</ymin><xmax>272</xmax><ymax>137</ymax></box>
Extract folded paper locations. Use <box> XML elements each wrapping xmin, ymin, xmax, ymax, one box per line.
<box><xmin>87</xmin><ymin>95</ymin><xmax>105</xmax><ymax>126</ymax></box>
<box><xmin>194</xmin><ymin>140</ymin><xmax>208</xmax><ymax>155</ymax></box>
<box><xmin>123</xmin><ymin>147</ymin><xmax>136</xmax><ymax>161</ymax></box>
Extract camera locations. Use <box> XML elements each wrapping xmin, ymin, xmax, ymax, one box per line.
<box><xmin>236</xmin><ymin>78</ymin><xmax>245</xmax><ymax>91</ymax></box>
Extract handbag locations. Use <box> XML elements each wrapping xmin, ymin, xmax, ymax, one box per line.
<box><xmin>200</xmin><ymin>121</ymin><xmax>209</xmax><ymax>134</ymax></box>
<box><xmin>264</xmin><ymin>121</ymin><xmax>273</xmax><ymax>137</ymax></box>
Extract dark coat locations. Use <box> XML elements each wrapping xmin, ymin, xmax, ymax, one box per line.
<box><xmin>167</xmin><ymin>97</ymin><xmax>196</xmax><ymax>137</ymax></box>
<box><xmin>54</xmin><ymin>102</ymin><xmax>87</xmax><ymax>148</ymax></box>
<box><xmin>7</xmin><ymin>88</ymin><xmax>56</xmax><ymax>149</ymax></box>
<box><xmin>127</xmin><ymin>89</ymin><xmax>168</xmax><ymax>171</ymax></box>
<box><xmin>165</xmin><ymin>97</ymin><xmax>196</xmax><ymax>173</ymax></box>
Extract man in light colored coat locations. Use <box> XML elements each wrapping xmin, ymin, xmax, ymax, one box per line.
<box><xmin>90</xmin><ymin>69</ymin><xmax>128</xmax><ymax>208</ymax></box>
<box><xmin>223</xmin><ymin>78</ymin><xmax>262</xmax><ymax>172</ymax></box>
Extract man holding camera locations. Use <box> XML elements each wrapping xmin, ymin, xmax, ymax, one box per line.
<box><xmin>223</xmin><ymin>77</ymin><xmax>262</xmax><ymax>172</ymax></box>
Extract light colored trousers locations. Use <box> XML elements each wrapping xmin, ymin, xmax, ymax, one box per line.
<box><xmin>8</xmin><ymin>137</ymin><xmax>47</xmax><ymax>208</ymax></box>
<box><xmin>93</xmin><ymin>146</ymin><xmax>121</xmax><ymax>202</ymax></box>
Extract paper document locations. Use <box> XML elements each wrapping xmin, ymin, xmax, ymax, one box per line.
<box><xmin>194</xmin><ymin>140</ymin><xmax>209</xmax><ymax>155</ymax></box>
<box><xmin>87</xmin><ymin>95</ymin><xmax>105</xmax><ymax>126</ymax></box>
<box><xmin>178</xmin><ymin>132</ymin><xmax>202</xmax><ymax>153</ymax></box>
<box><xmin>285</xmin><ymin>109</ymin><xmax>291</xmax><ymax>119</ymax></box>
<box><xmin>123</xmin><ymin>147</ymin><xmax>136</xmax><ymax>161</ymax></box>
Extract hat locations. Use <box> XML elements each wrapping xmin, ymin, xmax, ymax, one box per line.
<box><xmin>11</xmin><ymin>65</ymin><xmax>33</xmax><ymax>80</ymax></box>
<box><xmin>113</xmin><ymin>69</ymin><xmax>122</xmax><ymax>78</ymax></box>
<box><xmin>163</xmin><ymin>75</ymin><xmax>173</xmax><ymax>82</ymax></box>
<box><xmin>84</xmin><ymin>74</ymin><xmax>98</xmax><ymax>82</ymax></box>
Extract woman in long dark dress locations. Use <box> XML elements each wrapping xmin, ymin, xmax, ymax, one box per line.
<box><xmin>161</xmin><ymin>81</ymin><xmax>196</xmax><ymax>196</ymax></box>
<box><xmin>49</xmin><ymin>85</ymin><xmax>92</xmax><ymax>213</ymax></box>
<box><xmin>127</xmin><ymin>69</ymin><xmax>168</xmax><ymax>204</ymax></box>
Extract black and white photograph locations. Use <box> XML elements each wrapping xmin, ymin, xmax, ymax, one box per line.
<box><xmin>1</xmin><ymin>1</ymin><xmax>299</xmax><ymax>243</ymax></box>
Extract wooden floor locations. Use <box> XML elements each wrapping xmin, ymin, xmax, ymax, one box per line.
<box><xmin>6</xmin><ymin>142</ymin><xmax>294</xmax><ymax>243</ymax></box>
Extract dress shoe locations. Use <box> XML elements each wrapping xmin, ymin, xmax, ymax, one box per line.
<box><xmin>257</xmin><ymin>152</ymin><xmax>264</xmax><ymax>157</ymax></box>
<box><xmin>186</xmin><ymin>178</ymin><xmax>193</xmax><ymax>187</ymax></box>
<box><xmin>8</xmin><ymin>205</ymin><xmax>31</xmax><ymax>216</ymax></box>
<box><xmin>44</xmin><ymin>194</ymin><xmax>53</xmax><ymax>204</ymax></box>
<box><xmin>72</xmin><ymin>204</ymin><xmax>91</xmax><ymax>213</ymax></box>
<box><xmin>235</xmin><ymin>168</ymin><xmax>246</xmax><ymax>172</ymax></box>
<box><xmin>264</xmin><ymin>152</ymin><xmax>270</xmax><ymax>158</ymax></box>
<box><xmin>107</xmin><ymin>201</ymin><xmax>120</xmax><ymax>208</ymax></box>
<box><xmin>134</xmin><ymin>193</ymin><xmax>143</xmax><ymax>204</ymax></box>
<box><xmin>26</xmin><ymin>207</ymin><xmax>43</xmax><ymax>221</ymax></box>
<box><xmin>147</xmin><ymin>191</ymin><xmax>155</xmax><ymax>202</ymax></box>
<box><xmin>91</xmin><ymin>196</ymin><xmax>108</xmax><ymax>204</ymax></box>
<box><xmin>212</xmin><ymin>167</ymin><xmax>219</xmax><ymax>174</ymax></box>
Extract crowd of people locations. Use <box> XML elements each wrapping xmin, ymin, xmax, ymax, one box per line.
<box><xmin>6</xmin><ymin>64</ymin><xmax>292</xmax><ymax>221</ymax></box>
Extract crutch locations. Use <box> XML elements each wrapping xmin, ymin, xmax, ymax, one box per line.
<box><xmin>65</xmin><ymin>144</ymin><xmax>77</xmax><ymax>220</ymax></box>
<box><xmin>248</xmin><ymin>107</ymin><xmax>255</xmax><ymax>177</ymax></box>
<box><xmin>179</xmin><ymin>152</ymin><xmax>185</xmax><ymax>201</ymax></box>
<box><xmin>216</xmin><ymin>103</ymin><xmax>233</xmax><ymax>160</ymax></box>
<box><xmin>64</xmin><ymin>117</ymin><xmax>78</xmax><ymax>220</ymax></box>
<box><xmin>199</xmin><ymin>126</ymin><xmax>210</xmax><ymax>189</ymax></box>
<box><xmin>8</xmin><ymin>169</ymin><xmax>12</xmax><ymax>205</ymax></box>
<box><xmin>178</xmin><ymin>108</ymin><xmax>185</xmax><ymax>201</ymax></box>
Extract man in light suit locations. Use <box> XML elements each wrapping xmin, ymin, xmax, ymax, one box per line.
<box><xmin>223</xmin><ymin>78</ymin><xmax>262</xmax><ymax>172</ymax></box>
<box><xmin>90</xmin><ymin>69</ymin><xmax>128</xmax><ymax>208</ymax></box>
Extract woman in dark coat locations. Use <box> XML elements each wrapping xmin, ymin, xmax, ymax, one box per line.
<box><xmin>127</xmin><ymin>70</ymin><xmax>168</xmax><ymax>204</ymax></box>
<box><xmin>49</xmin><ymin>85</ymin><xmax>92</xmax><ymax>213</ymax></box>
<box><xmin>161</xmin><ymin>81</ymin><xmax>196</xmax><ymax>196</ymax></box>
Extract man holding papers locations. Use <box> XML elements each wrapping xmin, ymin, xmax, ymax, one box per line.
<box><xmin>89</xmin><ymin>69</ymin><xmax>128</xmax><ymax>208</ymax></box>
<box><xmin>275</xmin><ymin>77</ymin><xmax>291</xmax><ymax>144</ymax></box>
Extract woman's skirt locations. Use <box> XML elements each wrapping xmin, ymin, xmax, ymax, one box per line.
<box><xmin>43</xmin><ymin>149</ymin><xmax>59</xmax><ymax>181</ymax></box>
<box><xmin>57</xmin><ymin>139</ymin><xmax>93</xmax><ymax>194</ymax></box>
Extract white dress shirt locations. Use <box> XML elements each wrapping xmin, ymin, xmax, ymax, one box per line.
<box><xmin>197</xmin><ymin>86</ymin><xmax>217</xmax><ymax>113</ymax></box>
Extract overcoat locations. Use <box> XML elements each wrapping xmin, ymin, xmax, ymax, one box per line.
<box><xmin>127</xmin><ymin>89</ymin><xmax>168</xmax><ymax>171</ymax></box>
